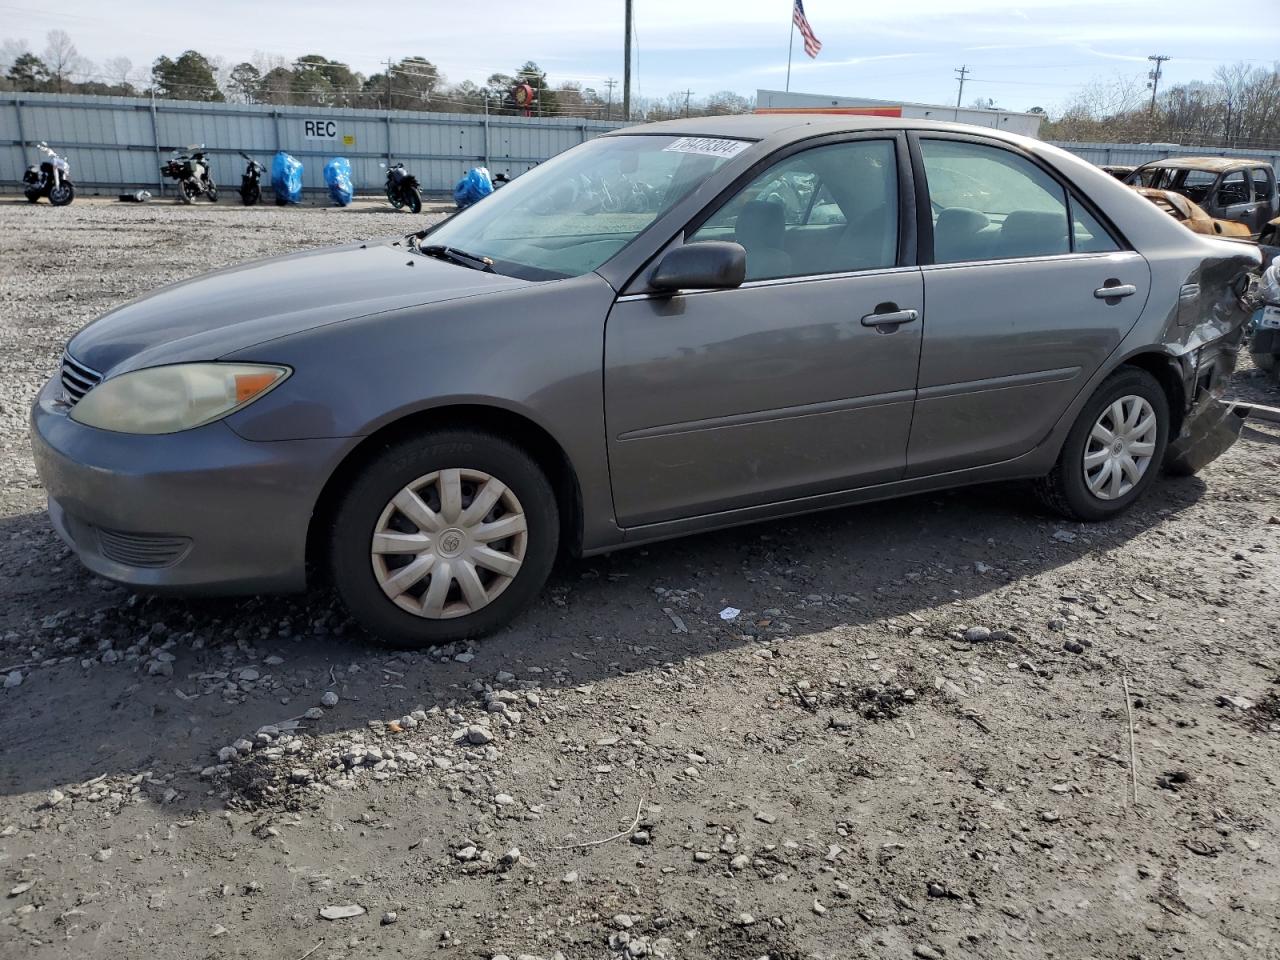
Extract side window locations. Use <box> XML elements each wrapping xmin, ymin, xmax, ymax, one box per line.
<box><xmin>1217</xmin><ymin>171</ymin><xmax>1249</xmax><ymax>206</ymax></box>
<box><xmin>920</xmin><ymin>139</ymin><xmax>1069</xmax><ymax>263</ymax></box>
<box><xmin>689</xmin><ymin>139</ymin><xmax>898</xmax><ymax>281</ymax></box>
<box><xmin>1179</xmin><ymin>169</ymin><xmax>1215</xmax><ymax>203</ymax></box>
<box><xmin>1071</xmin><ymin>201</ymin><xmax>1120</xmax><ymax>253</ymax></box>
<box><xmin>1251</xmin><ymin>168</ymin><xmax>1274</xmax><ymax>202</ymax></box>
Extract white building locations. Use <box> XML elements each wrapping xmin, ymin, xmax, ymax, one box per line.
<box><xmin>756</xmin><ymin>89</ymin><xmax>1045</xmax><ymax>138</ymax></box>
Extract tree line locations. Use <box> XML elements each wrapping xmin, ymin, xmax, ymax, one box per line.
<box><xmin>1042</xmin><ymin>62</ymin><xmax>1280</xmax><ymax>150</ymax></box>
<box><xmin>0</xmin><ymin>31</ymin><xmax>754</xmax><ymax>121</ymax></box>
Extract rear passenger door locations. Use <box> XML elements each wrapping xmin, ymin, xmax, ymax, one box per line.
<box><xmin>1213</xmin><ymin>170</ymin><xmax>1254</xmax><ymax>228</ymax></box>
<box><xmin>906</xmin><ymin>134</ymin><xmax>1151</xmax><ymax>478</ymax></box>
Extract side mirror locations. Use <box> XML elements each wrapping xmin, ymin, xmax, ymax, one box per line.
<box><xmin>650</xmin><ymin>241</ymin><xmax>747</xmax><ymax>293</ymax></box>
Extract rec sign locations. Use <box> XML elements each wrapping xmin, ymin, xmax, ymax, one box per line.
<box><xmin>303</xmin><ymin>119</ymin><xmax>338</xmax><ymax>140</ymax></box>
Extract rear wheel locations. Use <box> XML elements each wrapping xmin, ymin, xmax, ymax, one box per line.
<box><xmin>1035</xmin><ymin>367</ymin><xmax>1169</xmax><ymax>521</ymax></box>
<box><xmin>329</xmin><ymin>430</ymin><xmax>559</xmax><ymax>647</ymax></box>
<box><xmin>206</xmin><ymin>181</ymin><xmax>218</xmax><ymax>202</ymax></box>
<box><xmin>24</xmin><ymin>189</ymin><xmax>40</xmax><ymax>203</ymax></box>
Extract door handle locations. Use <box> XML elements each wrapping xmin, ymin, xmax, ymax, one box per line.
<box><xmin>861</xmin><ymin>308</ymin><xmax>920</xmax><ymax>327</ymax></box>
<box><xmin>1094</xmin><ymin>283</ymin><xmax>1137</xmax><ymax>300</ymax></box>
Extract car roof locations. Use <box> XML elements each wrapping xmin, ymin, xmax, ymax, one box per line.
<box><xmin>1135</xmin><ymin>156</ymin><xmax>1268</xmax><ymax>173</ymax></box>
<box><xmin>601</xmin><ymin>113</ymin><xmax>1030</xmax><ymax>146</ymax></box>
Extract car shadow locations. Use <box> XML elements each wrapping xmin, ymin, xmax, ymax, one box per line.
<box><xmin>0</xmin><ymin>473</ymin><xmax>1209</xmax><ymax>804</ymax></box>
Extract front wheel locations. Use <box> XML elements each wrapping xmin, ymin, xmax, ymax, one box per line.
<box><xmin>1035</xmin><ymin>367</ymin><xmax>1169</xmax><ymax>521</ymax></box>
<box><xmin>206</xmin><ymin>181</ymin><xmax>218</xmax><ymax>202</ymax></box>
<box><xmin>241</xmin><ymin>182</ymin><xmax>261</xmax><ymax>206</ymax></box>
<box><xmin>386</xmin><ymin>186</ymin><xmax>404</xmax><ymax>209</ymax></box>
<box><xmin>177</xmin><ymin>180</ymin><xmax>195</xmax><ymax>204</ymax></box>
<box><xmin>48</xmin><ymin>182</ymin><xmax>74</xmax><ymax>206</ymax></box>
<box><xmin>329</xmin><ymin>430</ymin><xmax>559</xmax><ymax>647</ymax></box>
<box><xmin>404</xmin><ymin>186</ymin><xmax>422</xmax><ymax>214</ymax></box>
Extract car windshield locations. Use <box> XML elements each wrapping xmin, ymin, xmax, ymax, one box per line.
<box><xmin>419</xmin><ymin>135</ymin><xmax>747</xmax><ymax>280</ymax></box>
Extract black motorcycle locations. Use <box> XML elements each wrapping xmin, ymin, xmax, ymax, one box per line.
<box><xmin>382</xmin><ymin>161</ymin><xmax>422</xmax><ymax>214</ymax></box>
<box><xmin>162</xmin><ymin>145</ymin><xmax>217</xmax><ymax>204</ymax></box>
<box><xmin>22</xmin><ymin>142</ymin><xmax>75</xmax><ymax>206</ymax></box>
<box><xmin>239</xmin><ymin>152</ymin><xmax>264</xmax><ymax>206</ymax></box>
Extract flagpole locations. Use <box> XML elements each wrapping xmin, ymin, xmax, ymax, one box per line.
<box><xmin>785</xmin><ymin>6</ymin><xmax>796</xmax><ymax>92</ymax></box>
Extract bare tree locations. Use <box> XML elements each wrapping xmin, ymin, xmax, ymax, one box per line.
<box><xmin>42</xmin><ymin>29</ymin><xmax>85</xmax><ymax>93</ymax></box>
<box><xmin>102</xmin><ymin>55</ymin><xmax>133</xmax><ymax>90</ymax></box>
<box><xmin>1</xmin><ymin>37</ymin><xmax>31</xmax><ymax>75</ymax></box>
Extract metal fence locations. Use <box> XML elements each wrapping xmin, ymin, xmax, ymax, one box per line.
<box><xmin>1048</xmin><ymin>139</ymin><xmax>1280</xmax><ymax>172</ymax></box>
<box><xmin>1</xmin><ymin>92</ymin><xmax>630</xmax><ymax>197</ymax></box>
<box><xmin>7</xmin><ymin>96</ymin><xmax>1278</xmax><ymax>198</ymax></box>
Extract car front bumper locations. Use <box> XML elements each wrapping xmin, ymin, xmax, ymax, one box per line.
<box><xmin>30</xmin><ymin>376</ymin><xmax>352</xmax><ymax>594</ymax></box>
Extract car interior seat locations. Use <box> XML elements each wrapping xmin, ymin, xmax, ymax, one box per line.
<box><xmin>735</xmin><ymin>200</ymin><xmax>793</xmax><ymax>279</ymax></box>
<box><xmin>997</xmin><ymin>210</ymin><xmax>1069</xmax><ymax>258</ymax></box>
<box><xmin>933</xmin><ymin>207</ymin><xmax>991</xmax><ymax>263</ymax></box>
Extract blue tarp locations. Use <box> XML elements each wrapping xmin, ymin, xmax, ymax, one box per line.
<box><xmin>453</xmin><ymin>166</ymin><xmax>493</xmax><ymax>209</ymax></box>
<box><xmin>323</xmin><ymin>157</ymin><xmax>353</xmax><ymax>206</ymax></box>
<box><xmin>271</xmin><ymin>151</ymin><xmax>303</xmax><ymax>204</ymax></box>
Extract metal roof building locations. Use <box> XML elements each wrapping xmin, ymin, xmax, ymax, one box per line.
<box><xmin>756</xmin><ymin>89</ymin><xmax>1045</xmax><ymax>138</ymax></box>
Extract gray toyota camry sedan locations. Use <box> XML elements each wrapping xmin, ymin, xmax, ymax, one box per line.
<box><xmin>32</xmin><ymin>115</ymin><xmax>1259</xmax><ymax>646</ymax></box>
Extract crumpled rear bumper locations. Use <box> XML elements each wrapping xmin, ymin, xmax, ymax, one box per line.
<box><xmin>1164</xmin><ymin>396</ymin><xmax>1247</xmax><ymax>476</ymax></box>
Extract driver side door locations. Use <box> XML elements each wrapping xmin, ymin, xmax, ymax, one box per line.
<box><xmin>603</xmin><ymin>134</ymin><xmax>922</xmax><ymax>528</ymax></box>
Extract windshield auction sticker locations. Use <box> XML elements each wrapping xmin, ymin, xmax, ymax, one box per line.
<box><xmin>662</xmin><ymin>137</ymin><xmax>751</xmax><ymax>159</ymax></box>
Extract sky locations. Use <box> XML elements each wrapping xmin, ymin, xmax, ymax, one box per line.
<box><xmin>3</xmin><ymin>0</ymin><xmax>1279</xmax><ymax>113</ymax></box>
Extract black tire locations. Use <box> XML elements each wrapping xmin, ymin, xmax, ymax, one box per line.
<box><xmin>241</xmin><ymin>183</ymin><xmax>261</xmax><ymax>206</ymax></box>
<box><xmin>329</xmin><ymin>430</ymin><xmax>559</xmax><ymax>648</ymax></box>
<box><xmin>207</xmin><ymin>182</ymin><xmax>218</xmax><ymax>202</ymax></box>
<box><xmin>24</xmin><ymin>189</ymin><xmax>41</xmax><ymax>203</ymax></box>
<box><xmin>178</xmin><ymin>180</ymin><xmax>195</xmax><ymax>204</ymax></box>
<box><xmin>404</xmin><ymin>187</ymin><xmax>422</xmax><ymax>214</ymax></box>
<box><xmin>274</xmin><ymin>195</ymin><xmax>287</xmax><ymax>206</ymax></box>
<box><xmin>48</xmin><ymin>182</ymin><xmax>74</xmax><ymax>206</ymax></box>
<box><xmin>386</xmin><ymin>186</ymin><xmax>403</xmax><ymax>209</ymax></box>
<box><xmin>1034</xmin><ymin>367</ymin><xmax>1170</xmax><ymax>521</ymax></box>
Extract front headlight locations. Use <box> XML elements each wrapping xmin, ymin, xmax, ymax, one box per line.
<box><xmin>70</xmin><ymin>362</ymin><xmax>290</xmax><ymax>435</ymax></box>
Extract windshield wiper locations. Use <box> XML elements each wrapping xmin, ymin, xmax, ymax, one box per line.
<box><xmin>415</xmin><ymin>242</ymin><xmax>495</xmax><ymax>273</ymax></box>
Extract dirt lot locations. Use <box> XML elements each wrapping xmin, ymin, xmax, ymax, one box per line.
<box><xmin>1</xmin><ymin>198</ymin><xmax>1279</xmax><ymax>960</ymax></box>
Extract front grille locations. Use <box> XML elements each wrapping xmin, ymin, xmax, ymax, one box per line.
<box><xmin>60</xmin><ymin>352</ymin><xmax>102</xmax><ymax>407</ymax></box>
<box><xmin>95</xmin><ymin>527</ymin><xmax>192</xmax><ymax>568</ymax></box>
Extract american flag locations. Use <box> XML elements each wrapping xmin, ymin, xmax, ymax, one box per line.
<box><xmin>793</xmin><ymin>0</ymin><xmax>822</xmax><ymax>59</ymax></box>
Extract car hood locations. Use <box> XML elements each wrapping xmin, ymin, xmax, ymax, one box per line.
<box><xmin>67</xmin><ymin>239</ymin><xmax>527</xmax><ymax>375</ymax></box>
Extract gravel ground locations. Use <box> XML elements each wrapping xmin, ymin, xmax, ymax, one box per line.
<box><xmin>2</xmin><ymin>199</ymin><xmax>1280</xmax><ymax>960</ymax></box>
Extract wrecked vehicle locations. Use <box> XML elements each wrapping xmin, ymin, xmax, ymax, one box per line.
<box><xmin>1100</xmin><ymin>163</ymin><xmax>1136</xmax><ymax>181</ymax></box>
<box><xmin>1133</xmin><ymin>187</ymin><xmax>1254</xmax><ymax>238</ymax></box>
<box><xmin>1249</xmin><ymin>262</ymin><xmax>1280</xmax><ymax>379</ymax></box>
<box><xmin>1126</xmin><ymin>157</ymin><xmax>1279</xmax><ymax>237</ymax></box>
<box><xmin>32</xmin><ymin>115</ymin><xmax>1261</xmax><ymax>646</ymax></box>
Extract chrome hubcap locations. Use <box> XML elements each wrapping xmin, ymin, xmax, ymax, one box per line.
<box><xmin>1083</xmin><ymin>395</ymin><xmax>1158</xmax><ymax>501</ymax></box>
<box><xmin>370</xmin><ymin>469</ymin><xmax>527</xmax><ymax>619</ymax></box>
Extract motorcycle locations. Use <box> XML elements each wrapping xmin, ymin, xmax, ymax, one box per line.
<box><xmin>161</xmin><ymin>145</ymin><xmax>218</xmax><ymax>204</ymax></box>
<box><xmin>381</xmin><ymin>161</ymin><xmax>422</xmax><ymax>214</ymax></box>
<box><xmin>238</xmin><ymin>152</ymin><xmax>264</xmax><ymax>206</ymax></box>
<box><xmin>22</xmin><ymin>142</ymin><xmax>75</xmax><ymax>206</ymax></box>
<box><xmin>1249</xmin><ymin>262</ymin><xmax>1280</xmax><ymax>380</ymax></box>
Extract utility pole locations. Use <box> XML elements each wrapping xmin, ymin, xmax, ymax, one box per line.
<box><xmin>623</xmin><ymin>0</ymin><xmax>633</xmax><ymax>121</ymax></box>
<box><xmin>385</xmin><ymin>57</ymin><xmax>393</xmax><ymax>110</ymax></box>
<box><xmin>1147</xmin><ymin>55</ymin><xmax>1170</xmax><ymax>116</ymax></box>
<box><xmin>953</xmin><ymin>65</ymin><xmax>969</xmax><ymax>121</ymax></box>
<box><xmin>682</xmin><ymin>88</ymin><xmax>693</xmax><ymax>117</ymax></box>
<box><xmin>604</xmin><ymin>77</ymin><xmax>617</xmax><ymax>121</ymax></box>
